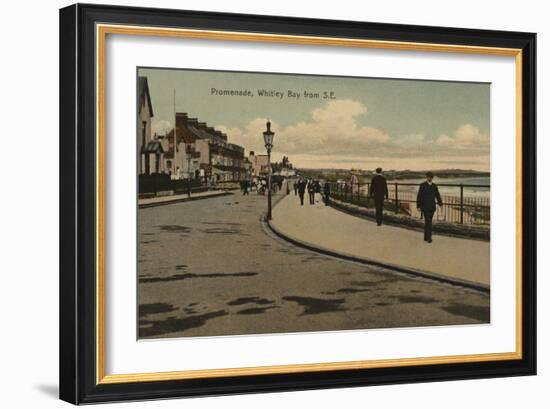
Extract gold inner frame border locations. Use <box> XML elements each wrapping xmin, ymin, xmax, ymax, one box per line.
<box><xmin>95</xmin><ymin>23</ymin><xmax>523</xmax><ymax>385</ymax></box>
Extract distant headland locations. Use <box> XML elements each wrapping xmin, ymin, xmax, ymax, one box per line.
<box><xmin>297</xmin><ymin>168</ymin><xmax>490</xmax><ymax>181</ymax></box>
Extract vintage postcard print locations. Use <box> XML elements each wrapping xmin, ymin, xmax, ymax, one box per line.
<box><xmin>137</xmin><ymin>67</ymin><xmax>490</xmax><ymax>340</ymax></box>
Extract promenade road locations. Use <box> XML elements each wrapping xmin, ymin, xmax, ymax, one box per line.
<box><xmin>271</xmin><ymin>192</ymin><xmax>490</xmax><ymax>287</ymax></box>
<box><xmin>138</xmin><ymin>188</ymin><xmax>489</xmax><ymax>339</ymax></box>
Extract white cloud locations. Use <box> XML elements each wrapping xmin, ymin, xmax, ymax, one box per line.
<box><xmin>435</xmin><ymin>124</ymin><xmax>489</xmax><ymax>149</ymax></box>
<box><xmin>215</xmin><ymin>102</ymin><xmax>489</xmax><ymax>170</ymax></box>
<box><xmin>394</xmin><ymin>133</ymin><xmax>426</xmax><ymax>148</ymax></box>
<box><xmin>151</xmin><ymin>119</ymin><xmax>172</xmax><ymax>136</ymax></box>
<box><xmin>215</xmin><ymin>118</ymin><xmax>268</xmax><ymax>155</ymax></box>
<box><xmin>217</xmin><ymin>99</ymin><xmax>389</xmax><ymax>156</ymax></box>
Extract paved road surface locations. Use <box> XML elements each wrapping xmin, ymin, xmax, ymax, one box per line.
<box><xmin>138</xmin><ymin>189</ymin><xmax>489</xmax><ymax>339</ymax></box>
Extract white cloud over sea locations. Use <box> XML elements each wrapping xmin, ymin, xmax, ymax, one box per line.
<box><xmin>212</xmin><ymin>99</ymin><xmax>490</xmax><ymax>170</ymax></box>
<box><xmin>436</xmin><ymin>123</ymin><xmax>490</xmax><ymax>150</ymax></box>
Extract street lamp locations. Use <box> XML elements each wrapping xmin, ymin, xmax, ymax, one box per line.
<box><xmin>185</xmin><ymin>143</ymin><xmax>193</xmax><ymax>198</ymax></box>
<box><xmin>263</xmin><ymin>120</ymin><xmax>275</xmax><ymax>220</ymax></box>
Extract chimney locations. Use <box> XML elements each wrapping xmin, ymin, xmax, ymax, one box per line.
<box><xmin>176</xmin><ymin>112</ymin><xmax>188</xmax><ymax>123</ymax></box>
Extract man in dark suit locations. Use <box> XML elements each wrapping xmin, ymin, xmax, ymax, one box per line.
<box><xmin>307</xmin><ymin>180</ymin><xmax>316</xmax><ymax>205</ymax></box>
<box><xmin>323</xmin><ymin>181</ymin><xmax>331</xmax><ymax>206</ymax></box>
<box><xmin>369</xmin><ymin>167</ymin><xmax>388</xmax><ymax>226</ymax></box>
<box><xmin>297</xmin><ymin>178</ymin><xmax>307</xmax><ymax>206</ymax></box>
<box><xmin>416</xmin><ymin>171</ymin><xmax>443</xmax><ymax>243</ymax></box>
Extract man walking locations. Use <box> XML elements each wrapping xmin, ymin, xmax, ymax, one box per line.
<box><xmin>416</xmin><ymin>171</ymin><xmax>443</xmax><ymax>243</ymax></box>
<box><xmin>297</xmin><ymin>178</ymin><xmax>307</xmax><ymax>206</ymax></box>
<box><xmin>323</xmin><ymin>181</ymin><xmax>331</xmax><ymax>206</ymax></box>
<box><xmin>307</xmin><ymin>180</ymin><xmax>316</xmax><ymax>205</ymax></box>
<box><xmin>369</xmin><ymin>167</ymin><xmax>388</xmax><ymax>226</ymax></box>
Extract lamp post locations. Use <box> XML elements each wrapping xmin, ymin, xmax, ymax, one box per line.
<box><xmin>263</xmin><ymin>120</ymin><xmax>275</xmax><ymax>220</ymax></box>
<box><xmin>185</xmin><ymin>144</ymin><xmax>193</xmax><ymax>198</ymax></box>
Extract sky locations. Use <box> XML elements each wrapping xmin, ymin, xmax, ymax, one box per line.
<box><xmin>138</xmin><ymin>67</ymin><xmax>490</xmax><ymax>171</ymax></box>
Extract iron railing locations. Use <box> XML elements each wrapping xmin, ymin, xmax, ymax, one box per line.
<box><xmin>330</xmin><ymin>182</ymin><xmax>490</xmax><ymax>226</ymax></box>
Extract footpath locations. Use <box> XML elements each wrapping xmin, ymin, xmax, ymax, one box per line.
<box><xmin>269</xmin><ymin>192</ymin><xmax>490</xmax><ymax>289</ymax></box>
<box><xmin>138</xmin><ymin>190</ymin><xmax>232</xmax><ymax>208</ymax></box>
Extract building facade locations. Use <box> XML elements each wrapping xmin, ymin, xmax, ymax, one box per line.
<box><xmin>248</xmin><ymin>151</ymin><xmax>270</xmax><ymax>177</ymax></box>
<box><xmin>161</xmin><ymin>113</ymin><xmax>247</xmax><ymax>183</ymax></box>
<box><xmin>137</xmin><ymin>76</ymin><xmax>165</xmax><ymax>175</ymax></box>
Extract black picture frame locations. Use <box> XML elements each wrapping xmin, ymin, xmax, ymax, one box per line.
<box><xmin>59</xmin><ymin>3</ymin><xmax>536</xmax><ymax>404</ymax></box>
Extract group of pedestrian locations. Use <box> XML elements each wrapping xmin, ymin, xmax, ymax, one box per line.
<box><xmin>292</xmin><ymin>168</ymin><xmax>442</xmax><ymax>243</ymax></box>
<box><xmin>294</xmin><ymin>178</ymin><xmax>331</xmax><ymax>206</ymax></box>
<box><xmin>368</xmin><ymin>167</ymin><xmax>442</xmax><ymax>243</ymax></box>
<box><xmin>242</xmin><ymin>177</ymin><xmax>286</xmax><ymax>196</ymax></box>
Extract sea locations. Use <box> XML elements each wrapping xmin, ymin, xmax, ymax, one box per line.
<box><xmin>383</xmin><ymin>176</ymin><xmax>490</xmax><ymax>199</ymax></box>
